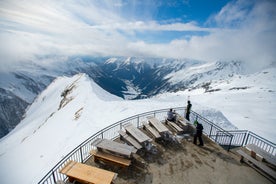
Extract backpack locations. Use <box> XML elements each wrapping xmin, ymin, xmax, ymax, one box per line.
<box><xmin>197</xmin><ymin>123</ymin><xmax>203</xmax><ymax>131</ymax></box>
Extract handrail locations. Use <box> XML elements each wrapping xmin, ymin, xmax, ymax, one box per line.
<box><xmin>37</xmin><ymin>107</ymin><xmax>275</xmax><ymax>184</ymax></box>
<box><xmin>228</xmin><ymin>130</ymin><xmax>276</xmax><ymax>155</ymax></box>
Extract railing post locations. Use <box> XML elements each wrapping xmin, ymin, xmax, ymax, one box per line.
<box><xmin>52</xmin><ymin>170</ymin><xmax>56</xmax><ymax>184</ymax></box>
<box><xmin>241</xmin><ymin>131</ymin><xmax>247</xmax><ymax>146</ymax></box>
<box><xmin>244</xmin><ymin>131</ymin><xmax>250</xmax><ymax>146</ymax></box>
<box><xmin>101</xmin><ymin>131</ymin><xmax>104</xmax><ymax>139</ymax></box>
<box><xmin>209</xmin><ymin>124</ymin><xmax>213</xmax><ymax>138</ymax></box>
<box><xmin>137</xmin><ymin>115</ymin><xmax>140</xmax><ymax>128</ymax></box>
<box><xmin>227</xmin><ymin>136</ymin><xmax>233</xmax><ymax>151</ymax></box>
<box><xmin>80</xmin><ymin>147</ymin><xmax>83</xmax><ymax>163</ymax></box>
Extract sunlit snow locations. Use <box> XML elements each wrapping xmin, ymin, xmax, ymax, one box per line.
<box><xmin>0</xmin><ymin>67</ymin><xmax>275</xmax><ymax>184</ymax></box>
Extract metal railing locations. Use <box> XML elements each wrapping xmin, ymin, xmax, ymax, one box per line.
<box><xmin>189</xmin><ymin>111</ymin><xmax>234</xmax><ymax>150</ymax></box>
<box><xmin>228</xmin><ymin>130</ymin><xmax>276</xmax><ymax>155</ymax></box>
<box><xmin>37</xmin><ymin>107</ymin><xmax>275</xmax><ymax>184</ymax></box>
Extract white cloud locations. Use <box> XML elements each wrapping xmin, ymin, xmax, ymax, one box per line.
<box><xmin>0</xmin><ymin>0</ymin><xmax>275</xmax><ymax>71</ymax></box>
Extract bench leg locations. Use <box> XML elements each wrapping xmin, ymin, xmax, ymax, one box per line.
<box><xmin>250</xmin><ymin>151</ymin><xmax>257</xmax><ymax>159</ymax></box>
<box><xmin>94</xmin><ymin>156</ymin><xmax>100</xmax><ymax>163</ymax></box>
<box><xmin>240</xmin><ymin>155</ymin><xmax>244</xmax><ymax>163</ymax></box>
<box><xmin>68</xmin><ymin>177</ymin><xmax>74</xmax><ymax>183</ymax></box>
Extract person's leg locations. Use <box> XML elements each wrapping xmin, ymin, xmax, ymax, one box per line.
<box><xmin>193</xmin><ymin>134</ymin><xmax>197</xmax><ymax>144</ymax></box>
<box><xmin>186</xmin><ymin>113</ymin><xmax>190</xmax><ymax>121</ymax></box>
<box><xmin>199</xmin><ymin>134</ymin><xmax>204</xmax><ymax>146</ymax></box>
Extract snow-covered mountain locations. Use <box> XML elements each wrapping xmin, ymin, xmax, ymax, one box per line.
<box><xmin>0</xmin><ymin>73</ymin><xmax>235</xmax><ymax>184</ymax></box>
<box><xmin>0</xmin><ymin>63</ymin><xmax>275</xmax><ymax>184</ymax></box>
<box><xmin>0</xmin><ymin>56</ymin><xmax>273</xmax><ymax>140</ymax></box>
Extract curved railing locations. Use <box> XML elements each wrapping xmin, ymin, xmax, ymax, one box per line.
<box><xmin>37</xmin><ymin>107</ymin><xmax>275</xmax><ymax>184</ymax></box>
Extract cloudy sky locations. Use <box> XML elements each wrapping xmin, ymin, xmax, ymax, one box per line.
<box><xmin>0</xmin><ymin>0</ymin><xmax>275</xmax><ymax>69</ymax></box>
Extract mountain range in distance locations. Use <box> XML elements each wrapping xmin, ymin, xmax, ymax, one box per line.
<box><xmin>0</xmin><ymin>56</ymin><xmax>275</xmax><ymax>139</ymax></box>
<box><xmin>0</xmin><ymin>56</ymin><xmax>275</xmax><ymax>184</ymax></box>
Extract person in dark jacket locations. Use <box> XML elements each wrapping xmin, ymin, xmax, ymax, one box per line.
<box><xmin>193</xmin><ymin>120</ymin><xmax>204</xmax><ymax>146</ymax></box>
<box><xmin>185</xmin><ymin>100</ymin><xmax>192</xmax><ymax>121</ymax></box>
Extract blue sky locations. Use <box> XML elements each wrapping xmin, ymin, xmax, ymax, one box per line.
<box><xmin>0</xmin><ymin>0</ymin><xmax>276</xmax><ymax>70</ymax></box>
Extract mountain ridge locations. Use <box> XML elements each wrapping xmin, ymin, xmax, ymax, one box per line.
<box><xmin>0</xmin><ymin>65</ymin><xmax>275</xmax><ymax>184</ymax></box>
<box><xmin>0</xmin><ymin>56</ymin><xmax>271</xmax><ymax>138</ymax></box>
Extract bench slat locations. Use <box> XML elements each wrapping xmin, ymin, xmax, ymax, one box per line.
<box><xmin>91</xmin><ymin>150</ymin><xmax>131</xmax><ymax>167</ymax></box>
<box><xmin>94</xmin><ymin>138</ymin><xmax>136</xmax><ymax>158</ymax></box>
<box><xmin>118</xmin><ymin>130</ymin><xmax>142</xmax><ymax>149</ymax></box>
<box><xmin>177</xmin><ymin>119</ymin><xmax>188</xmax><ymax>127</ymax></box>
<box><xmin>147</xmin><ymin>117</ymin><xmax>170</xmax><ymax>133</ymax></box>
<box><xmin>124</xmin><ymin>123</ymin><xmax>152</xmax><ymax>144</ymax></box>
<box><xmin>60</xmin><ymin>160</ymin><xmax>117</xmax><ymax>184</ymax></box>
<box><xmin>166</xmin><ymin>120</ymin><xmax>183</xmax><ymax>133</ymax></box>
<box><xmin>143</xmin><ymin>122</ymin><xmax>161</xmax><ymax>139</ymax></box>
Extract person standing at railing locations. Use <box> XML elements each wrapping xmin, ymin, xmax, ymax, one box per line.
<box><xmin>193</xmin><ymin>120</ymin><xmax>204</xmax><ymax>146</ymax></box>
<box><xmin>185</xmin><ymin>100</ymin><xmax>192</xmax><ymax>121</ymax></box>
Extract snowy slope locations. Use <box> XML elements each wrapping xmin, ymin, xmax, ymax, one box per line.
<box><xmin>0</xmin><ymin>73</ymin><xmax>200</xmax><ymax>184</ymax></box>
<box><xmin>0</xmin><ymin>65</ymin><xmax>275</xmax><ymax>184</ymax></box>
<box><xmin>0</xmin><ymin>74</ymin><xmax>124</xmax><ymax>184</ymax></box>
<box><xmin>156</xmin><ymin>67</ymin><xmax>276</xmax><ymax>142</ymax></box>
<box><xmin>164</xmin><ymin>60</ymin><xmax>244</xmax><ymax>90</ymax></box>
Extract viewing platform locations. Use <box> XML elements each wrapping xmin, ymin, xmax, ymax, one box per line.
<box><xmin>38</xmin><ymin>107</ymin><xmax>276</xmax><ymax>184</ymax></box>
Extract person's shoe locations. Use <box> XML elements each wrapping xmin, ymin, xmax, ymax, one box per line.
<box><xmin>198</xmin><ymin>144</ymin><xmax>204</xmax><ymax>146</ymax></box>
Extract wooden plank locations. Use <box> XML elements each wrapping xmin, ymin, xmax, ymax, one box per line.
<box><xmin>124</xmin><ymin>123</ymin><xmax>152</xmax><ymax>144</ymax></box>
<box><xmin>180</xmin><ymin>117</ymin><xmax>191</xmax><ymax>124</ymax></box>
<box><xmin>147</xmin><ymin>117</ymin><xmax>169</xmax><ymax>133</ymax></box>
<box><xmin>166</xmin><ymin>120</ymin><xmax>183</xmax><ymax>134</ymax></box>
<box><xmin>143</xmin><ymin>122</ymin><xmax>161</xmax><ymax>139</ymax></box>
<box><xmin>91</xmin><ymin>138</ymin><xmax>103</xmax><ymax>147</ymax></box>
<box><xmin>177</xmin><ymin>119</ymin><xmax>188</xmax><ymax>127</ymax></box>
<box><xmin>246</xmin><ymin>144</ymin><xmax>276</xmax><ymax>166</ymax></box>
<box><xmin>90</xmin><ymin>150</ymin><xmax>131</xmax><ymax>167</ymax></box>
<box><xmin>118</xmin><ymin>130</ymin><xmax>142</xmax><ymax>149</ymax></box>
<box><xmin>237</xmin><ymin>150</ymin><xmax>276</xmax><ymax>179</ymax></box>
<box><xmin>95</xmin><ymin>139</ymin><xmax>137</xmax><ymax>158</ymax></box>
<box><xmin>60</xmin><ymin>160</ymin><xmax>117</xmax><ymax>184</ymax></box>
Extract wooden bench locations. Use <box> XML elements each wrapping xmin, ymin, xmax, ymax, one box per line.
<box><xmin>118</xmin><ymin>130</ymin><xmax>142</xmax><ymax>150</ymax></box>
<box><xmin>124</xmin><ymin>123</ymin><xmax>152</xmax><ymax>144</ymax></box>
<box><xmin>246</xmin><ymin>144</ymin><xmax>276</xmax><ymax>166</ymax></box>
<box><xmin>237</xmin><ymin>149</ymin><xmax>276</xmax><ymax>180</ymax></box>
<box><xmin>92</xmin><ymin>138</ymin><xmax>137</xmax><ymax>158</ymax></box>
<box><xmin>90</xmin><ymin>150</ymin><xmax>131</xmax><ymax>168</ymax></box>
<box><xmin>165</xmin><ymin>120</ymin><xmax>183</xmax><ymax>134</ymax></box>
<box><xmin>142</xmin><ymin>122</ymin><xmax>161</xmax><ymax>140</ymax></box>
<box><xmin>177</xmin><ymin>119</ymin><xmax>188</xmax><ymax>127</ymax></box>
<box><xmin>147</xmin><ymin>117</ymin><xmax>170</xmax><ymax>134</ymax></box>
<box><xmin>60</xmin><ymin>160</ymin><xmax>117</xmax><ymax>184</ymax></box>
